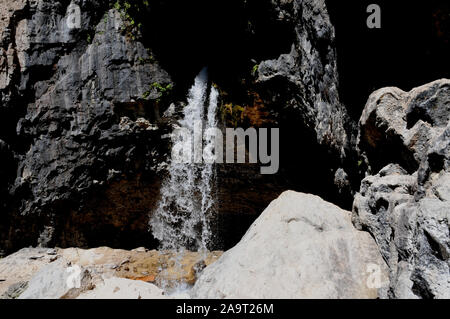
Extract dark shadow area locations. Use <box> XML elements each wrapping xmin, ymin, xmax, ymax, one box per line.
<box><xmin>326</xmin><ymin>0</ymin><xmax>450</xmax><ymax>120</ymax></box>
<box><xmin>136</xmin><ymin>0</ymin><xmax>294</xmax><ymax>94</ymax></box>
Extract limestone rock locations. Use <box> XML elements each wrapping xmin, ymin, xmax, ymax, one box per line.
<box><xmin>358</xmin><ymin>79</ymin><xmax>450</xmax><ymax>174</ymax></box>
<box><xmin>0</xmin><ymin>247</ymin><xmax>222</xmax><ymax>298</ymax></box>
<box><xmin>0</xmin><ymin>281</ymin><xmax>28</xmax><ymax>299</ymax></box>
<box><xmin>191</xmin><ymin>191</ymin><xmax>388</xmax><ymax>299</ymax></box>
<box><xmin>77</xmin><ymin>277</ymin><xmax>166</xmax><ymax>299</ymax></box>
<box><xmin>0</xmin><ymin>2</ymin><xmax>173</xmax><ymax>252</ymax></box>
<box><xmin>18</xmin><ymin>259</ymin><xmax>93</xmax><ymax>299</ymax></box>
<box><xmin>354</xmin><ymin>79</ymin><xmax>450</xmax><ymax>299</ymax></box>
<box><xmin>0</xmin><ymin>247</ymin><xmax>60</xmax><ymax>296</ymax></box>
<box><xmin>251</xmin><ymin>0</ymin><xmax>354</xmax><ymax>207</ymax></box>
<box><xmin>257</xmin><ymin>0</ymin><xmax>349</xmax><ymax>158</ymax></box>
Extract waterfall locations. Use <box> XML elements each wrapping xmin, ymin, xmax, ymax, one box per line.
<box><xmin>150</xmin><ymin>68</ymin><xmax>218</xmax><ymax>252</ymax></box>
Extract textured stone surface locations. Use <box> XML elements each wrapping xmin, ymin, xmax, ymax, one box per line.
<box><xmin>257</xmin><ymin>0</ymin><xmax>349</xmax><ymax>157</ymax></box>
<box><xmin>0</xmin><ymin>1</ymin><xmax>174</xmax><ymax>252</ymax></box>
<box><xmin>192</xmin><ymin>191</ymin><xmax>388</xmax><ymax>299</ymax></box>
<box><xmin>18</xmin><ymin>259</ymin><xmax>93</xmax><ymax>299</ymax></box>
<box><xmin>77</xmin><ymin>277</ymin><xmax>166</xmax><ymax>299</ymax></box>
<box><xmin>0</xmin><ymin>281</ymin><xmax>28</xmax><ymax>299</ymax></box>
<box><xmin>358</xmin><ymin>79</ymin><xmax>450</xmax><ymax>174</ymax></box>
<box><xmin>354</xmin><ymin>80</ymin><xmax>450</xmax><ymax>299</ymax></box>
<box><xmin>252</xmin><ymin>0</ymin><xmax>353</xmax><ymax>205</ymax></box>
<box><xmin>0</xmin><ymin>247</ymin><xmax>221</xmax><ymax>298</ymax></box>
<box><xmin>0</xmin><ymin>247</ymin><xmax>57</xmax><ymax>296</ymax></box>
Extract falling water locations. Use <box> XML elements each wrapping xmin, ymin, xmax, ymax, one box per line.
<box><xmin>150</xmin><ymin>68</ymin><xmax>218</xmax><ymax>252</ymax></box>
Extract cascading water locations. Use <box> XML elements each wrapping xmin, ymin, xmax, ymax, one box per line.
<box><xmin>150</xmin><ymin>68</ymin><xmax>218</xmax><ymax>253</ymax></box>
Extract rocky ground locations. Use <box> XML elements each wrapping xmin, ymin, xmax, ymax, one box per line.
<box><xmin>0</xmin><ymin>246</ymin><xmax>221</xmax><ymax>298</ymax></box>
<box><xmin>1</xmin><ymin>190</ymin><xmax>389</xmax><ymax>299</ymax></box>
<box><xmin>0</xmin><ymin>0</ymin><xmax>448</xmax><ymax>299</ymax></box>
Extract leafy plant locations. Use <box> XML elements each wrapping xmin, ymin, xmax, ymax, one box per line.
<box><xmin>143</xmin><ymin>82</ymin><xmax>173</xmax><ymax>102</ymax></box>
<box><xmin>252</xmin><ymin>64</ymin><xmax>259</xmax><ymax>76</ymax></box>
<box><xmin>137</xmin><ymin>55</ymin><xmax>155</xmax><ymax>65</ymax></box>
<box><xmin>111</xmin><ymin>0</ymin><xmax>150</xmax><ymax>40</ymax></box>
<box><xmin>142</xmin><ymin>90</ymin><xmax>151</xmax><ymax>99</ymax></box>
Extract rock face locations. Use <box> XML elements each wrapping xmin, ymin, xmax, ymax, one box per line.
<box><xmin>191</xmin><ymin>191</ymin><xmax>388</xmax><ymax>299</ymax></box>
<box><xmin>0</xmin><ymin>0</ymin><xmax>355</xmax><ymax>252</ymax></box>
<box><xmin>0</xmin><ymin>1</ymin><xmax>174</xmax><ymax>252</ymax></box>
<box><xmin>357</xmin><ymin>79</ymin><xmax>450</xmax><ymax>174</ymax></box>
<box><xmin>253</xmin><ymin>0</ymin><xmax>354</xmax><ymax>205</ymax></box>
<box><xmin>354</xmin><ymin>79</ymin><xmax>450</xmax><ymax>299</ymax></box>
<box><xmin>257</xmin><ymin>0</ymin><xmax>349</xmax><ymax>156</ymax></box>
<box><xmin>215</xmin><ymin>0</ymin><xmax>355</xmax><ymax>247</ymax></box>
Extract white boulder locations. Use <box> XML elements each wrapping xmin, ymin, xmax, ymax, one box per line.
<box><xmin>191</xmin><ymin>191</ymin><xmax>389</xmax><ymax>299</ymax></box>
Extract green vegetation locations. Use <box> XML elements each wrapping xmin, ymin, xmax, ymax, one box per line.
<box><xmin>103</xmin><ymin>12</ymin><xmax>109</xmax><ymax>24</ymax></box>
<box><xmin>143</xmin><ymin>82</ymin><xmax>173</xmax><ymax>102</ymax></box>
<box><xmin>142</xmin><ymin>90</ymin><xmax>151</xmax><ymax>99</ymax></box>
<box><xmin>137</xmin><ymin>55</ymin><xmax>155</xmax><ymax>65</ymax></box>
<box><xmin>111</xmin><ymin>1</ymin><xmax>150</xmax><ymax>40</ymax></box>
<box><xmin>252</xmin><ymin>64</ymin><xmax>259</xmax><ymax>76</ymax></box>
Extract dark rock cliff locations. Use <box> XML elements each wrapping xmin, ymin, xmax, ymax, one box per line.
<box><xmin>0</xmin><ymin>0</ymin><xmax>354</xmax><ymax>253</ymax></box>
<box><xmin>0</xmin><ymin>0</ymin><xmax>173</xmax><ymax>252</ymax></box>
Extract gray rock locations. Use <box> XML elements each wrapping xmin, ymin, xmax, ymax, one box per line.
<box><xmin>0</xmin><ymin>281</ymin><xmax>28</xmax><ymax>299</ymax></box>
<box><xmin>19</xmin><ymin>259</ymin><xmax>93</xmax><ymax>299</ymax></box>
<box><xmin>0</xmin><ymin>2</ymin><xmax>173</xmax><ymax>251</ymax></box>
<box><xmin>257</xmin><ymin>0</ymin><xmax>349</xmax><ymax>160</ymax></box>
<box><xmin>77</xmin><ymin>277</ymin><xmax>166</xmax><ymax>299</ymax></box>
<box><xmin>192</xmin><ymin>191</ymin><xmax>388</xmax><ymax>299</ymax></box>
<box><xmin>357</xmin><ymin>79</ymin><xmax>450</xmax><ymax>174</ymax></box>
<box><xmin>354</xmin><ymin>79</ymin><xmax>450</xmax><ymax>299</ymax></box>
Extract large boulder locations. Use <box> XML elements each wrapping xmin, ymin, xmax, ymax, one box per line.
<box><xmin>354</xmin><ymin>79</ymin><xmax>450</xmax><ymax>299</ymax></box>
<box><xmin>191</xmin><ymin>191</ymin><xmax>388</xmax><ymax>299</ymax></box>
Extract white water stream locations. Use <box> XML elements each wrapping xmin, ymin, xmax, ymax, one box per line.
<box><xmin>150</xmin><ymin>68</ymin><xmax>218</xmax><ymax>253</ymax></box>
